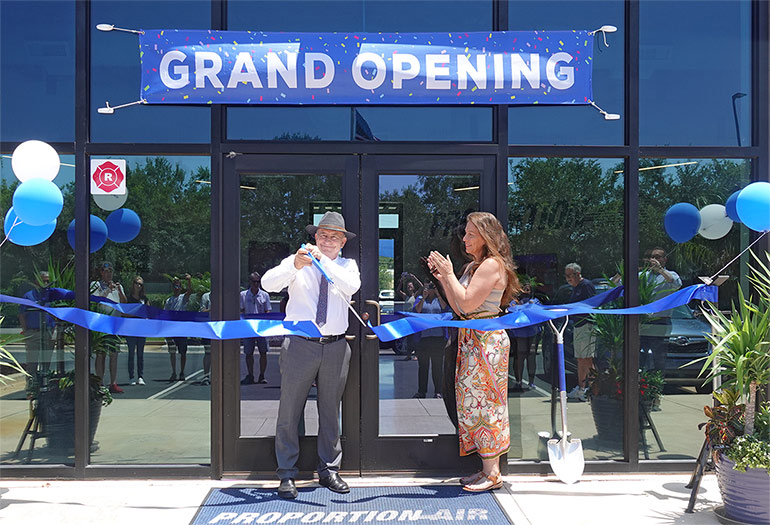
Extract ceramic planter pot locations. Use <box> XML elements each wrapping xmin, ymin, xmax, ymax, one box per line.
<box><xmin>590</xmin><ymin>395</ymin><xmax>624</xmax><ymax>446</ymax></box>
<box><xmin>715</xmin><ymin>452</ymin><xmax>770</xmax><ymax>524</ymax></box>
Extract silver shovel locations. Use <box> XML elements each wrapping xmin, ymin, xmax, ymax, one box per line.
<box><xmin>547</xmin><ymin>316</ymin><xmax>585</xmax><ymax>484</ymax></box>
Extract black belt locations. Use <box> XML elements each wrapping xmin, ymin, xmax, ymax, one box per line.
<box><xmin>299</xmin><ymin>334</ymin><xmax>345</xmax><ymax>344</ymax></box>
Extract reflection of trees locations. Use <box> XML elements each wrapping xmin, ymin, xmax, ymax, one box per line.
<box><xmin>508</xmin><ymin>158</ymin><xmax>623</xmax><ymax>286</ymax></box>
<box><xmin>508</xmin><ymin>158</ymin><xmax>748</xmax><ymax>304</ymax></box>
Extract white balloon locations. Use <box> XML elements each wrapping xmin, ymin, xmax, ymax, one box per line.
<box><xmin>92</xmin><ymin>188</ymin><xmax>128</xmax><ymax>211</ymax></box>
<box><xmin>698</xmin><ymin>204</ymin><xmax>733</xmax><ymax>240</ymax></box>
<box><xmin>11</xmin><ymin>140</ymin><xmax>61</xmax><ymax>182</ymax></box>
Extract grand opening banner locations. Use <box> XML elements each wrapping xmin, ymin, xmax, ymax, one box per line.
<box><xmin>139</xmin><ymin>30</ymin><xmax>593</xmax><ymax>105</ymax></box>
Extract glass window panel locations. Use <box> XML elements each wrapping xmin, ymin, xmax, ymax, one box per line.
<box><xmin>637</xmin><ymin>158</ymin><xmax>751</xmax><ymax>460</ymax></box>
<box><xmin>1</xmin><ymin>154</ymin><xmax>76</xmax><ymax>464</ymax></box>
<box><xmin>508</xmin><ymin>1</ymin><xmax>624</xmax><ymax>145</ymax></box>
<box><xmin>358</xmin><ymin>107</ymin><xmax>492</xmax><ymax>142</ymax></box>
<box><xmin>228</xmin><ymin>108</ymin><xmax>350</xmax><ymax>141</ymax></box>
<box><xmin>90</xmin><ymin>1</ymin><xmax>210</xmax><ymax>143</ymax></box>
<box><xmin>640</xmin><ymin>1</ymin><xmax>751</xmax><ymax>146</ymax></box>
<box><xmin>86</xmin><ymin>155</ymin><xmax>211</xmax><ymax>464</ymax></box>
<box><xmin>0</xmin><ymin>1</ymin><xmax>75</xmax><ymax>142</ymax></box>
<box><xmin>507</xmin><ymin>157</ymin><xmax>624</xmax><ymax>460</ymax></box>
<box><xmin>378</xmin><ymin>173</ymin><xmax>479</xmax><ymax>436</ymax></box>
<box><xmin>238</xmin><ymin>174</ymin><xmax>343</xmax><ymax>437</ymax></box>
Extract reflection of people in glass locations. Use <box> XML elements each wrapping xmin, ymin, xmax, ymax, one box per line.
<box><xmin>642</xmin><ymin>247</ymin><xmax>682</xmax><ymax>296</ymax></box>
<box><xmin>199</xmin><ymin>291</ymin><xmax>211</xmax><ymax>386</ymax></box>
<box><xmin>395</xmin><ymin>273</ymin><xmax>422</xmax><ymax>360</ymax></box>
<box><xmin>564</xmin><ymin>263</ymin><xmax>595</xmax><ymax>402</ymax></box>
<box><xmin>507</xmin><ymin>282</ymin><xmax>542</xmax><ymax>391</ymax></box>
<box><xmin>125</xmin><ymin>276</ymin><xmax>147</xmax><ymax>386</ymax></box>
<box><xmin>90</xmin><ymin>262</ymin><xmax>126</xmax><ymax>394</ymax></box>
<box><xmin>240</xmin><ymin>272</ymin><xmax>272</xmax><ymax>385</ymax></box>
<box><xmin>18</xmin><ymin>271</ymin><xmax>54</xmax><ymax>380</ymax></box>
<box><xmin>262</xmin><ymin>211</ymin><xmax>360</xmax><ymax>500</ymax></box>
<box><xmin>412</xmin><ymin>281</ymin><xmax>448</xmax><ymax>399</ymax></box>
<box><xmin>164</xmin><ymin>273</ymin><xmax>192</xmax><ymax>382</ymax></box>
<box><xmin>640</xmin><ymin>247</ymin><xmax>682</xmax><ymax>377</ymax></box>
<box><xmin>428</xmin><ymin>211</ymin><xmax>520</xmax><ymax>493</ymax></box>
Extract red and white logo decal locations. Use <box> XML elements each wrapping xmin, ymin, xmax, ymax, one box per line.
<box><xmin>90</xmin><ymin>159</ymin><xmax>126</xmax><ymax>195</ymax></box>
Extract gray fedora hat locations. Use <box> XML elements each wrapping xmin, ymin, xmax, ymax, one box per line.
<box><xmin>306</xmin><ymin>211</ymin><xmax>356</xmax><ymax>240</ymax></box>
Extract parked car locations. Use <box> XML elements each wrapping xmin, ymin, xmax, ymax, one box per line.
<box><xmin>541</xmin><ymin>304</ymin><xmax>712</xmax><ymax>393</ymax></box>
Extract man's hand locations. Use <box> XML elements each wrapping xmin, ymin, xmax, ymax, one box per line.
<box><xmin>294</xmin><ymin>244</ymin><xmax>322</xmax><ymax>269</ymax></box>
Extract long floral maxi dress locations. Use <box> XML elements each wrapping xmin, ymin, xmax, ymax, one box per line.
<box><xmin>456</xmin><ymin>325</ymin><xmax>511</xmax><ymax>458</ymax></box>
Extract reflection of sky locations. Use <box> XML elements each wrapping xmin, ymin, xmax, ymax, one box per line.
<box><xmin>0</xmin><ymin>1</ymin><xmax>755</xmax><ymax>146</ymax></box>
<box><xmin>1</xmin><ymin>155</ymin><xmax>76</xmax><ymax>188</ymax></box>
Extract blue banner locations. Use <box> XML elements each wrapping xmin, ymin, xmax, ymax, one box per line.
<box><xmin>140</xmin><ymin>30</ymin><xmax>593</xmax><ymax>105</ymax></box>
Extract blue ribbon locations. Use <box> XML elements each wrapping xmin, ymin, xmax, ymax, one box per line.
<box><xmin>0</xmin><ymin>293</ymin><xmax>321</xmax><ymax>339</ymax></box>
<box><xmin>369</xmin><ymin>284</ymin><xmax>717</xmax><ymax>342</ymax></box>
<box><xmin>1</xmin><ymin>283</ymin><xmax>716</xmax><ymax>342</ymax></box>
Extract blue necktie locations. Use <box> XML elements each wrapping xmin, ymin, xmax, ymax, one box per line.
<box><xmin>316</xmin><ymin>275</ymin><xmax>328</xmax><ymax>326</ymax></box>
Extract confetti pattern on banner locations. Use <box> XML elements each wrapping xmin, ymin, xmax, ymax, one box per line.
<box><xmin>139</xmin><ymin>30</ymin><xmax>593</xmax><ymax>105</ymax></box>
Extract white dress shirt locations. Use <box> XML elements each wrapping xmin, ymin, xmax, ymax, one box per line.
<box><xmin>262</xmin><ymin>253</ymin><xmax>361</xmax><ymax>336</ymax></box>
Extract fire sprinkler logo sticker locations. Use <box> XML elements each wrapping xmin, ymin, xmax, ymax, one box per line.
<box><xmin>90</xmin><ymin>159</ymin><xmax>126</xmax><ymax>195</ymax></box>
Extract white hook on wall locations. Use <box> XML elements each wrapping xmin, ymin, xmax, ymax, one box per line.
<box><xmin>96</xmin><ymin>23</ymin><xmax>144</xmax><ymax>35</ymax></box>
<box><xmin>97</xmin><ymin>99</ymin><xmax>147</xmax><ymax>115</ymax></box>
<box><xmin>588</xmin><ymin>24</ymin><xmax>618</xmax><ymax>48</ymax></box>
<box><xmin>589</xmin><ymin>100</ymin><xmax>621</xmax><ymax>121</ymax></box>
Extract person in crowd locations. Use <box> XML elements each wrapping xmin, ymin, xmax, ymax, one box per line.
<box><xmin>564</xmin><ymin>263</ymin><xmax>596</xmax><ymax>402</ymax></box>
<box><xmin>262</xmin><ymin>211</ymin><xmax>360</xmax><ymax>500</ymax></box>
<box><xmin>18</xmin><ymin>271</ymin><xmax>55</xmax><ymax>380</ymax></box>
<box><xmin>240</xmin><ymin>272</ymin><xmax>272</xmax><ymax>385</ymax></box>
<box><xmin>89</xmin><ymin>262</ymin><xmax>126</xmax><ymax>394</ymax></box>
<box><xmin>395</xmin><ymin>275</ymin><xmax>422</xmax><ymax>361</ymax></box>
<box><xmin>199</xmin><ymin>290</ymin><xmax>212</xmax><ymax>386</ymax></box>
<box><xmin>164</xmin><ymin>273</ymin><xmax>192</xmax><ymax>382</ymax></box>
<box><xmin>642</xmin><ymin>247</ymin><xmax>682</xmax><ymax>296</ymax></box>
<box><xmin>427</xmin><ymin>211</ymin><xmax>520</xmax><ymax>493</ymax></box>
<box><xmin>507</xmin><ymin>281</ymin><xmax>542</xmax><ymax>391</ymax></box>
<box><xmin>125</xmin><ymin>276</ymin><xmax>147</xmax><ymax>386</ymax></box>
<box><xmin>412</xmin><ymin>281</ymin><xmax>448</xmax><ymax>399</ymax></box>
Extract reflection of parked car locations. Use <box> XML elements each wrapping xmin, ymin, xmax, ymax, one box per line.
<box><xmin>541</xmin><ymin>305</ymin><xmax>712</xmax><ymax>393</ymax></box>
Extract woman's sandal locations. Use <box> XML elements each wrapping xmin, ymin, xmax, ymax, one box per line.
<box><xmin>462</xmin><ymin>472</ymin><xmax>503</xmax><ymax>492</ymax></box>
<box><xmin>459</xmin><ymin>471</ymin><xmax>485</xmax><ymax>486</ymax></box>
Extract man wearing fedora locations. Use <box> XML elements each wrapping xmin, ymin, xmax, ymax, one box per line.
<box><xmin>262</xmin><ymin>211</ymin><xmax>360</xmax><ymax>499</ymax></box>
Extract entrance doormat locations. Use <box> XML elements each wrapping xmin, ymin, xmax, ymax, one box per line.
<box><xmin>191</xmin><ymin>484</ymin><xmax>512</xmax><ymax>524</ymax></box>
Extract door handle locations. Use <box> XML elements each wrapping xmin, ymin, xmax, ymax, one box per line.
<box><xmin>365</xmin><ymin>300</ymin><xmax>380</xmax><ymax>340</ymax></box>
<box><xmin>346</xmin><ymin>334</ymin><xmax>355</xmax><ymax>341</ymax></box>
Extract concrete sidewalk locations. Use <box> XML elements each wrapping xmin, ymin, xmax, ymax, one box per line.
<box><xmin>0</xmin><ymin>473</ymin><xmax>722</xmax><ymax>524</ymax></box>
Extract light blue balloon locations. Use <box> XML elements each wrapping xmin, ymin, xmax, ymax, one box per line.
<box><xmin>12</xmin><ymin>178</ymin><xmax>64</xmax><ymax>226</ymax></box>
<box><xmin>736</xmin><ymin>182</ymin><xmax>770</xmax><ymax>232</ymax></box>
<box><xmin>725</xmin><ymin>190</ymin><xmax>742</xmax><ymax>223</ymax></box>
<box><xmin>67</xmin><ymin>215</ymin><xmax>108</xmax><ymax>253</ymax></box>
<box><xmin>3</xmin><ymin>208</ymin><xmax>56</xmax><ymax>246</ymax></box>
<box><xmin>664</xmin><ymin>203</ymin><xmax>701</xmax><ymax>243</ymax></box>
<box><xmin>105</xmin><ymin>208</ymin><xmax>141</xmax><ymax>243</ymax></box>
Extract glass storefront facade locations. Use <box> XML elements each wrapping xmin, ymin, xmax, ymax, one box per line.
<box><xmin>1</xmin><ymin>0</ymin><xmax>767</xmax><ymax>478</ymax></box>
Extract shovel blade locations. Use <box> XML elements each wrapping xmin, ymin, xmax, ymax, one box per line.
<box><xmin>547</xmin><ymin>438</ymin><xmax>585</xmax><ymax>485</ymax></box>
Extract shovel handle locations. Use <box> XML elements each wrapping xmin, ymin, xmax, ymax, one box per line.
<box><xmin>547</xmin><ymin>317</ymin><xmax>569</xmax><ymax>394</ymax></box>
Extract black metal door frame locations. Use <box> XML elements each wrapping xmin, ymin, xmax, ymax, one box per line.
<box><xmin>359</xmin><ymin>154</ymin><xmax>496</xmax><ymax>472</ymax></box>
<box><xmin>219</xmin><ymin>154</ymin><xmax>360</xmax><ymax>474</ymax></box>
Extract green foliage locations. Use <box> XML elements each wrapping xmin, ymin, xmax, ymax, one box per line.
<box><xmin>726</xmin><ymin>435</ymin><xmax>770</xmax><ymax>473</ymax></box>
<box><xmin>0</xmin><ymin>316</ymin><xmax>28</xmax><ymax>383</ymax></box>
<box><xmin>755</xmin><ymin>403</ymin><xmax>770</xmax><ymax>442</ymax></box>
<box><xmin>699</xmin><ymin>388</ymin><xmax>745</xmax><ymax>450</ymax></box>
<box><xmin>32</xmin><ymin>370</ymin><xmax>113</xmax><ymax>408</ymax></box>
<box><xmin>639</xmin><ymin>369</ymin><xmax>664</xmax><ymax>403</ymax></box>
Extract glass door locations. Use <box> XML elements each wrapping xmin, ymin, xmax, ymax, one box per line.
<box><xmin>359</xmin><ymin>155</ymin><xmax>495</xmax><ymax>471</ymax></box>
<box><xmin>222</xmin><ymin>155</ymin><xmax>360</xmax><ymax>473</ymax></box>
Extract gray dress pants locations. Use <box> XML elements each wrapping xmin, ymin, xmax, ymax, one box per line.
<box><xmin>275</xmin><ymin>336</ymin><xmax>351</xmax><ymax>480</ymax></box>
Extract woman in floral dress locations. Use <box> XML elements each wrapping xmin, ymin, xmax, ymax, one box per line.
<box><xmin>428</xmin><ymin>211</ymin><xmax>520</xmax><ymax>492</ymax></box>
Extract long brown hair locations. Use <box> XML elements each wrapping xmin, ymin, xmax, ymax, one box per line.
<box><xmin>465</xmin><ymin>211</ymin><xmax>520</xmax><ymax>307</ymax></box>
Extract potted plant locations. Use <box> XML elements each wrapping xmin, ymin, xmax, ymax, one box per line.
<box><xmin>587</xmin><ymin>269</ymin><xmax>666</xmax><ymax>445</ymax></box>
<box><xmin>0</xmin><ymin>316</ymin><xmax>28</xmax><ymax>383</ymax></box>
<box><xmin>694</xmin><ymin>252</ymin><xmax>770</xmax><ymax>524</ymax></box>
<box><xmin>35</xmin><ymin>369</ymin><xmax>113</xmax><ymax>453</ymax></box>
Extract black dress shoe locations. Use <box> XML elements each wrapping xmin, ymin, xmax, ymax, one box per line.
<box><xmin>318</xmin><ymin>472</ymin><xmax>350</xmax><ymax>494</ymax></box>
<box><xmin>278</xmin><ymin>478</ymin><xmax>298</xmax><ymax>499</ymax></box>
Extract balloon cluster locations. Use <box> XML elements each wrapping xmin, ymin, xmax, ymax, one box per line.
<box><xmin>3</xmin><ymin>141</ymin><xmax>63</xmax><ymax>246</ymax></box>
<box><xmin>664</xmin><ymin>181</ymin><xmax>770</xmax><ymax>243</ymax></box>
<box><xmin>2</xmin><ymin>140</ymin><xmax>142</xmax><ymax>251</ymax></box>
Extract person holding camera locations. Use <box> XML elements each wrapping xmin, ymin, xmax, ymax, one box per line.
<box><xmin>164</xmin><ymin>273</ymin><xmax>192</xmax><ymax>381</ymax></box>
<box><xmin>90</xmin><ymin>262</ymin><xmax>127</xmax><ymax>393</ymax></box>
<box><xmin>412</xmin><ymin>281</ymin><xmax>448</xmax><ymax>399</ymax></box>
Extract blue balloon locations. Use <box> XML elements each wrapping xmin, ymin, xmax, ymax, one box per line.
<box><xmin>3</xmin><ymin>208</ymin><xmax>56</xmax><ymax>246</ymax></box>
<box><xmin>12</xmin><ymin>178</ymin><xmax>63</xmax><ymax>226</ymax></box>
<box><xmin>67</xmin><ymin>215</ymin><xmax>108</xmax><ymax>253</ymax></box>
<box><xmin>664</xmin><ymin>203</ymin><xmax>701</xmax><ymax>243</ymax></box>
<box><xmin>105</xmin><ymin>208</ymin><xmax>141</xmax><ymax>243</ymax></box>
<box><xmin>736</xmin><ymin>182</ymin><xmax>770</xmax><ymax>232</ymax></box>
<box><xmin>725</xmin><ymin>190</ymin><xmax>742</xmax><ymax>223</ymax></box>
